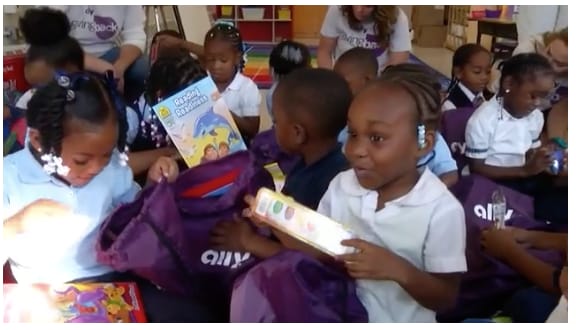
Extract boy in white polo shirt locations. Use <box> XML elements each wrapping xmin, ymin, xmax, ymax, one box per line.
<box><xmin>319</xmin><ymin>65</ymin><xmax>467</xmax><ymax>322</ymax></box>
<box><xmin>465</xmin><ymin>53</ymin><xmax>557</xmax><ymax>193</ymax></box>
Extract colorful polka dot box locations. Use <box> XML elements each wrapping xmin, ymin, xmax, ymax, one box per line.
<box><xmin>253</xmin><ymin>188</ymin><xmax>356</xmax><ymax>256</ymax></box>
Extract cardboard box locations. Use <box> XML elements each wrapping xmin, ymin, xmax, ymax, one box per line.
<box><xmin>412</xmin><ymin>5</ymin><xmax>446</xmax><ymax>27</ymax></box>
<box><xmin>414</xmin><ymin>25</ymin><xmax>447</xmax><ymax>48</ymax></box>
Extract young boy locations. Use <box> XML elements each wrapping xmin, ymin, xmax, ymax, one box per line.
<box><xmin>210</xmin><ymin>68</ymin><xmax>352</xmax><ymax>258</ymax></box>
<box><xmin>334</xmin><ymin>48</ymin><xmax>459</xmax><ymax>187</ymax></box>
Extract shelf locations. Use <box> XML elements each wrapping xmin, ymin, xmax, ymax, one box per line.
<box><xmin>236</xmin><ymin>19</ymin><xmax>292</xmax><ymax>22</ymax></box>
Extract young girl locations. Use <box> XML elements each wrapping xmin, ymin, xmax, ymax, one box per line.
<box><xmin>317</xmin><ymin>65</ymin><xmax>467</xmax><ymax>322</ymax></box>
<box><xmin>130</xmin><ymin>50</ymin><xmax>207</xmax><ymax>183</ymax></box>
<box><xmin>204</xmin><ymin>23</ymin><xmax>261</xmax><ymax>141</ymax></box>
<box><xmin>15</xmin><ymin>7</ymin><xmax>157</xmax><ymax>176</ymax></box>
<box><xmin>442</xmin><ymin>44</ymin><xmax>493</xmax><ymax>111</ymax></box>
<box><xmin>465</xmin><ymin>53</ymin><xmax>557</xmax><ymax>190</ymax></box>
<box><xmin>266</xmin><ymin>40</ymin><xmax>312</xmax><ymax>119</ymax></box>
<box><xmin>2</xmin><ymin>72</ymin><xmax>217</xmax><ymax>322</ymax></box>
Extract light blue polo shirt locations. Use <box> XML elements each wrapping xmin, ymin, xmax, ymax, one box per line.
<box><xmin>3</xmin><ymin>147</ymin><xmax>140</xmax><ymax>283</ymax></box>
<box><xmin>338</xmin><ymin>129</ymin><xmax>458</xmax><ymax>177</ymax></box>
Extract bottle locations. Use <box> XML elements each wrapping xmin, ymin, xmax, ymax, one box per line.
<box><xmin>492</xmin><ymin>188</ymin><xmax>507</xmax><ymax>230</ymax></box>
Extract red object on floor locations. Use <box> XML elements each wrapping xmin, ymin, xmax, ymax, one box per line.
<box><xmin>3</xmin><ymin>52</ymin><xmax>29</xmax><ymax>93</ymax></box>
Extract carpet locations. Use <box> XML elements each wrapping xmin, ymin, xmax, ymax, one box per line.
<box><xmin>244</xmin><ymin>43</ymin><xmax>451</xmax><ymax>90</ymax></box>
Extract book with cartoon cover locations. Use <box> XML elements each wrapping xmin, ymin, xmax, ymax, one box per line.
<box><xmin>3</xmin><ymin>283</ymin><xmax>146</xmax><ymax>323</ymax></box>
<box><xmin>152</xmin><ymin>76</ymin><xmax>246</xmax><ymax>168</ymax></box>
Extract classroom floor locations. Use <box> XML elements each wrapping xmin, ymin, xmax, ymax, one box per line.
<box><xmin>257</xmin><ymin>45</ymin><xmax>454</xmax><ymax>131</ymax></box>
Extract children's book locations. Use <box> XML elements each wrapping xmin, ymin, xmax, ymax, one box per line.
<box><xmin>152</xmin><ymin>76</ymin><xmax>246</xmax><ymax>168</ymax></box>
<box><xmin>3</xmin><ymin>282</ymin><xmax>146</xmax><ymax>323</ymax></box>
<box><xmin>252</xmin><ymin>188</ymin><xmax>356</xmax><ymax>256</ymax></box>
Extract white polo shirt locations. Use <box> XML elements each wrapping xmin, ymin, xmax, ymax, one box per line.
<box><xmin>317</xmin><ymin>168</ymin><xmax>467</xmax><ymax>322</ymax></box>
<box><xmin>220</xmin><ymin>72</ymin><xmax>261</xmax><ymax>118</ymax></box>
<box><xmin>465</xmin><ymin>97</ymin><xmax>544</xmax><ymax>167</ymax></box>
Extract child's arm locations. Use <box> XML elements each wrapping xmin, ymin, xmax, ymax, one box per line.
<box><xmin>425</xmin><ymin>133</ymin><xmax>459</xmax><ymax>187</ymax></box>
<box><xmin>511</xmin><ymin>228</ymin><xmax>567</xmax><ymax>253</ymax></box>
<box><xmin>231</xmin><ymin>113</ymin><xmax>260</xmax><ymax>141</ymax></box>
<box><xmin>128</xmin><ymin>147</ymin><xmax>178</xmax><ymax>176</ymax></box>
<box><xmin>482</xmin><ymin>228</ymin><xmax>564</xmax><ymax>294</ymax></box>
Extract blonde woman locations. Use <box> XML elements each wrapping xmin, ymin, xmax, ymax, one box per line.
<box><xmin>317</xmin><ymin>6</ymin><xmax>411</xmax><ymax>72</ymax></box>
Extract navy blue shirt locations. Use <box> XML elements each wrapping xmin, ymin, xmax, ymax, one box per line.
<box><xmin>282</xmin><ymin>144</ymin><xmax>349</xmax><ymax>210</ymax></box>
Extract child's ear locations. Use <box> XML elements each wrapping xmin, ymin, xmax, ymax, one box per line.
<box><xmin>293</xmin><ymin>123</ymin><xmax>307</xmax><ymax>145</ymax></box>
<box><xmin>501</xmin><ymin>76</ymin><xmax>514</xmax><ymax>94</ymax></box>
<box><xmin>454</xmin><ymin>67</ymin><xmax>463</xmax><ymax>81</ymax></box>
<box><xmin>28</xmin><ymin>128</ymin><xmax>42</xmax><ymax>152</ymax></box>
<box><xmin>416</xmin><ymin>129</ymin><xmax>436</xmax><ymax>159</ymax></box>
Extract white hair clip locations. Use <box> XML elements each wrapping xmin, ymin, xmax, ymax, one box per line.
<box><xmin>281</xmin><ymin>46</ymin><xmax>303</xmax><ymax>63</ymax></box>
<box><xmin>119</xmin><ymin>145</ymin><xmax>130</xmax><ymax>167</ymax></box>
<box><xmin>41</xmin><ymin>152</ymin><xmax>70</xmax><ymax>177</ymax></box>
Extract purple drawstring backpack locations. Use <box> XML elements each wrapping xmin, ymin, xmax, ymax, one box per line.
<box><xmin>439</xmin><ymin>107</ymin><xmax>476</xmax><ymax>176</ymax></box>
<box><xmin>438</xmin><ymin>175</ymin><xmax>564</xmax><ymax>321</ymax></box>
<box><xmin>250</xmin><ymin>128</ymin><xmax>299</xmax><ymax>175</ymax></box>
<box><xmin>230</xmin><ymin>251</ymin><xmax>368</xmax><ymax>323</ymax></box>
<box><xmin>97</xmin><ymin>151</ymin><xmax>275</xmax><ymax>315</ymax></box>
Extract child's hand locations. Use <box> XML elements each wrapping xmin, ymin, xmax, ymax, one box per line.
<box><xmin>506</xmin><ymin>227</ymin><xmax>532</xmax><ymax>244</ymax></box>
<box><xmin>147</xmin><ymin>156</ymin><xmax>179</xmax><ymax>183</ymax></box>
<box><xmin>241</xmin><ymin>195</ymin><xmax>268</xmax><ymax>228</ymax></box>
<box><xmin>338</xmin><ymin>239</ymin><xmax>409</xmax><ymax>281</ymax></box>
<box><xmin>524</xmin><ymin>146</ymin><xmax>553</xmax><ymax>176</ymax></box>
<box><xmin>480</xmin><ymin>228</ymin><xmax>522</xmax><ymax>261</ymax></box>
<box><xmin>210</xmin><ymin>215</ymin><xmax>257</xmax><ymax>252</ymax></box>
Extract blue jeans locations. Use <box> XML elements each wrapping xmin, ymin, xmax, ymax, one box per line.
<box><xmin>100</xmin><ymin>47</ymin><xmax>149</xmax><ymax>102</ymax></box>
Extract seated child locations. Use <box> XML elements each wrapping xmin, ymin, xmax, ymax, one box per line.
<box><xmin>481</xmin><ymin>227</ymin><xmax>566</xmax><ymax>322</ymax></box>
<box><xmin>465</xmin><ymin>53</ymin><xmax>557</xmax><ymax>194</ymax></box>
<box><xmin>2</xmin><ymin>70</ymin><xmax>218</xmax><ymax>322</ymax></box>
<box><xmin>317</xmin><ymin>65</ymin><xmax>467</xmax><ymax>322</ymax></box>
<box><xmin>15</xmin><ymin>7</ymin><xmax>140</xmax><ymax>147</ymax></box>
<box><xmin>149</xmin><ymin>29</ymin><xmax>204</xmax><ymax>64</ymax></box>
<box><xmin>442</xmin><ymin>44</ymin><xmax>493</xmax><ymax>111</ymax></box>
<box><xmin>210</xmin><ymin>68</ymin><xmax>352</xmax><ymax>258</ymax></box>
<box><xmin>204</xmin><ymin>24</ymin><xmax>261</xmax><ymax>141</ymax></box>
<box><xmin>334</xmin><ymin>50</ymin><xmax>459</xmax><ymax>187</ymax></box>
<box><xmin>129</xmin><ymin>50</ymin><xmax>207</xmax><ymax>183</ymax></box>
<box><xmin>266</xmin><ymin>40</ymin><xmax>312</xmax><ymax>119</ymax></box>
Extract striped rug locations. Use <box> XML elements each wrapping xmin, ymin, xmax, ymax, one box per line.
<box><xmin>244</xmin><ymin>43</ymin><xmax>451</xmax><ymax>90</ymax></box>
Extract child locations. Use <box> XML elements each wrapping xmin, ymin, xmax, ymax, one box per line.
<box><xmin>465</xmin><ymin>53</ymin><xmax>556</xmax><ymax>191</ymax></box>
<box><xmin>335</xmin><ymin>57</ymin><xmax>459</xmax><ymax>187</ymax></box>
<box><xmin>442</xmin><ymin>44</ymin><xmax>493</xmax><ymax>111</ymax></box>
<box><xmin>204</xmin><ymin>23</ymin><xmax>261</xmax><ymax>141</ymax></box>
<box><xmin>481</xmin><ymin>227</ymin><xmax>566</xmax><ymax>322</ymax></box>
<box><xmin>266</xmin><ymin>40</ymin><xmax>312</xmax><ymax>119</ymax></box>
<box><xmin>218</xmin><ymin>142</ymin><xmax>230</xmax><ymax>158</ymax></box>
<box><xmin>2</xmin><ymin>72</ymin><xmax>218</xmax><ymax>322</ymax></box>
<box><xmin>333</xmin><ymin>47</ymin><xmax>378</xmax><ymax>96</ymax></box>
<box><xmin>15</xmin><ymin>8</ymin><xmax>152</xmax><ymax>175</ymax></box>
<box><xmin>149</xmin><ymin>29</ymin><xmax>204</xmax><ymax>64</ymax></box>
<box><xmin>210</xmin><ymin>68</ymin><xmax>352</xmax><ymax>258</ymax></box>
<box><xmin>319</xmin><ymin>67</ymin><xmax>467</xmax><ymax>322</ymax></box>
<box><xmin>130</xmin><ymin>50</ymin><xmax>207</xmax><ymax>181</ymax></box>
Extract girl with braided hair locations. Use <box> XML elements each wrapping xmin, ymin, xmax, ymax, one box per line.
<box><xmin>318</xmin><ymin>63</ymin><xmax>466</xmax><ymax>322</ymax></box>
<box><xmin>204</xmin><ymin>23</ymin><xmax>261</xmax><ymax>141</ymax></box>
<box><xmin>2</xmin><ymin>71</ymin><xmax>222</xmax><ymax>322</ymax></box>
<box><xmin>317</xmin><ymin>5</ymin><xmax>411</xmax><ymax>72</ymax></box>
